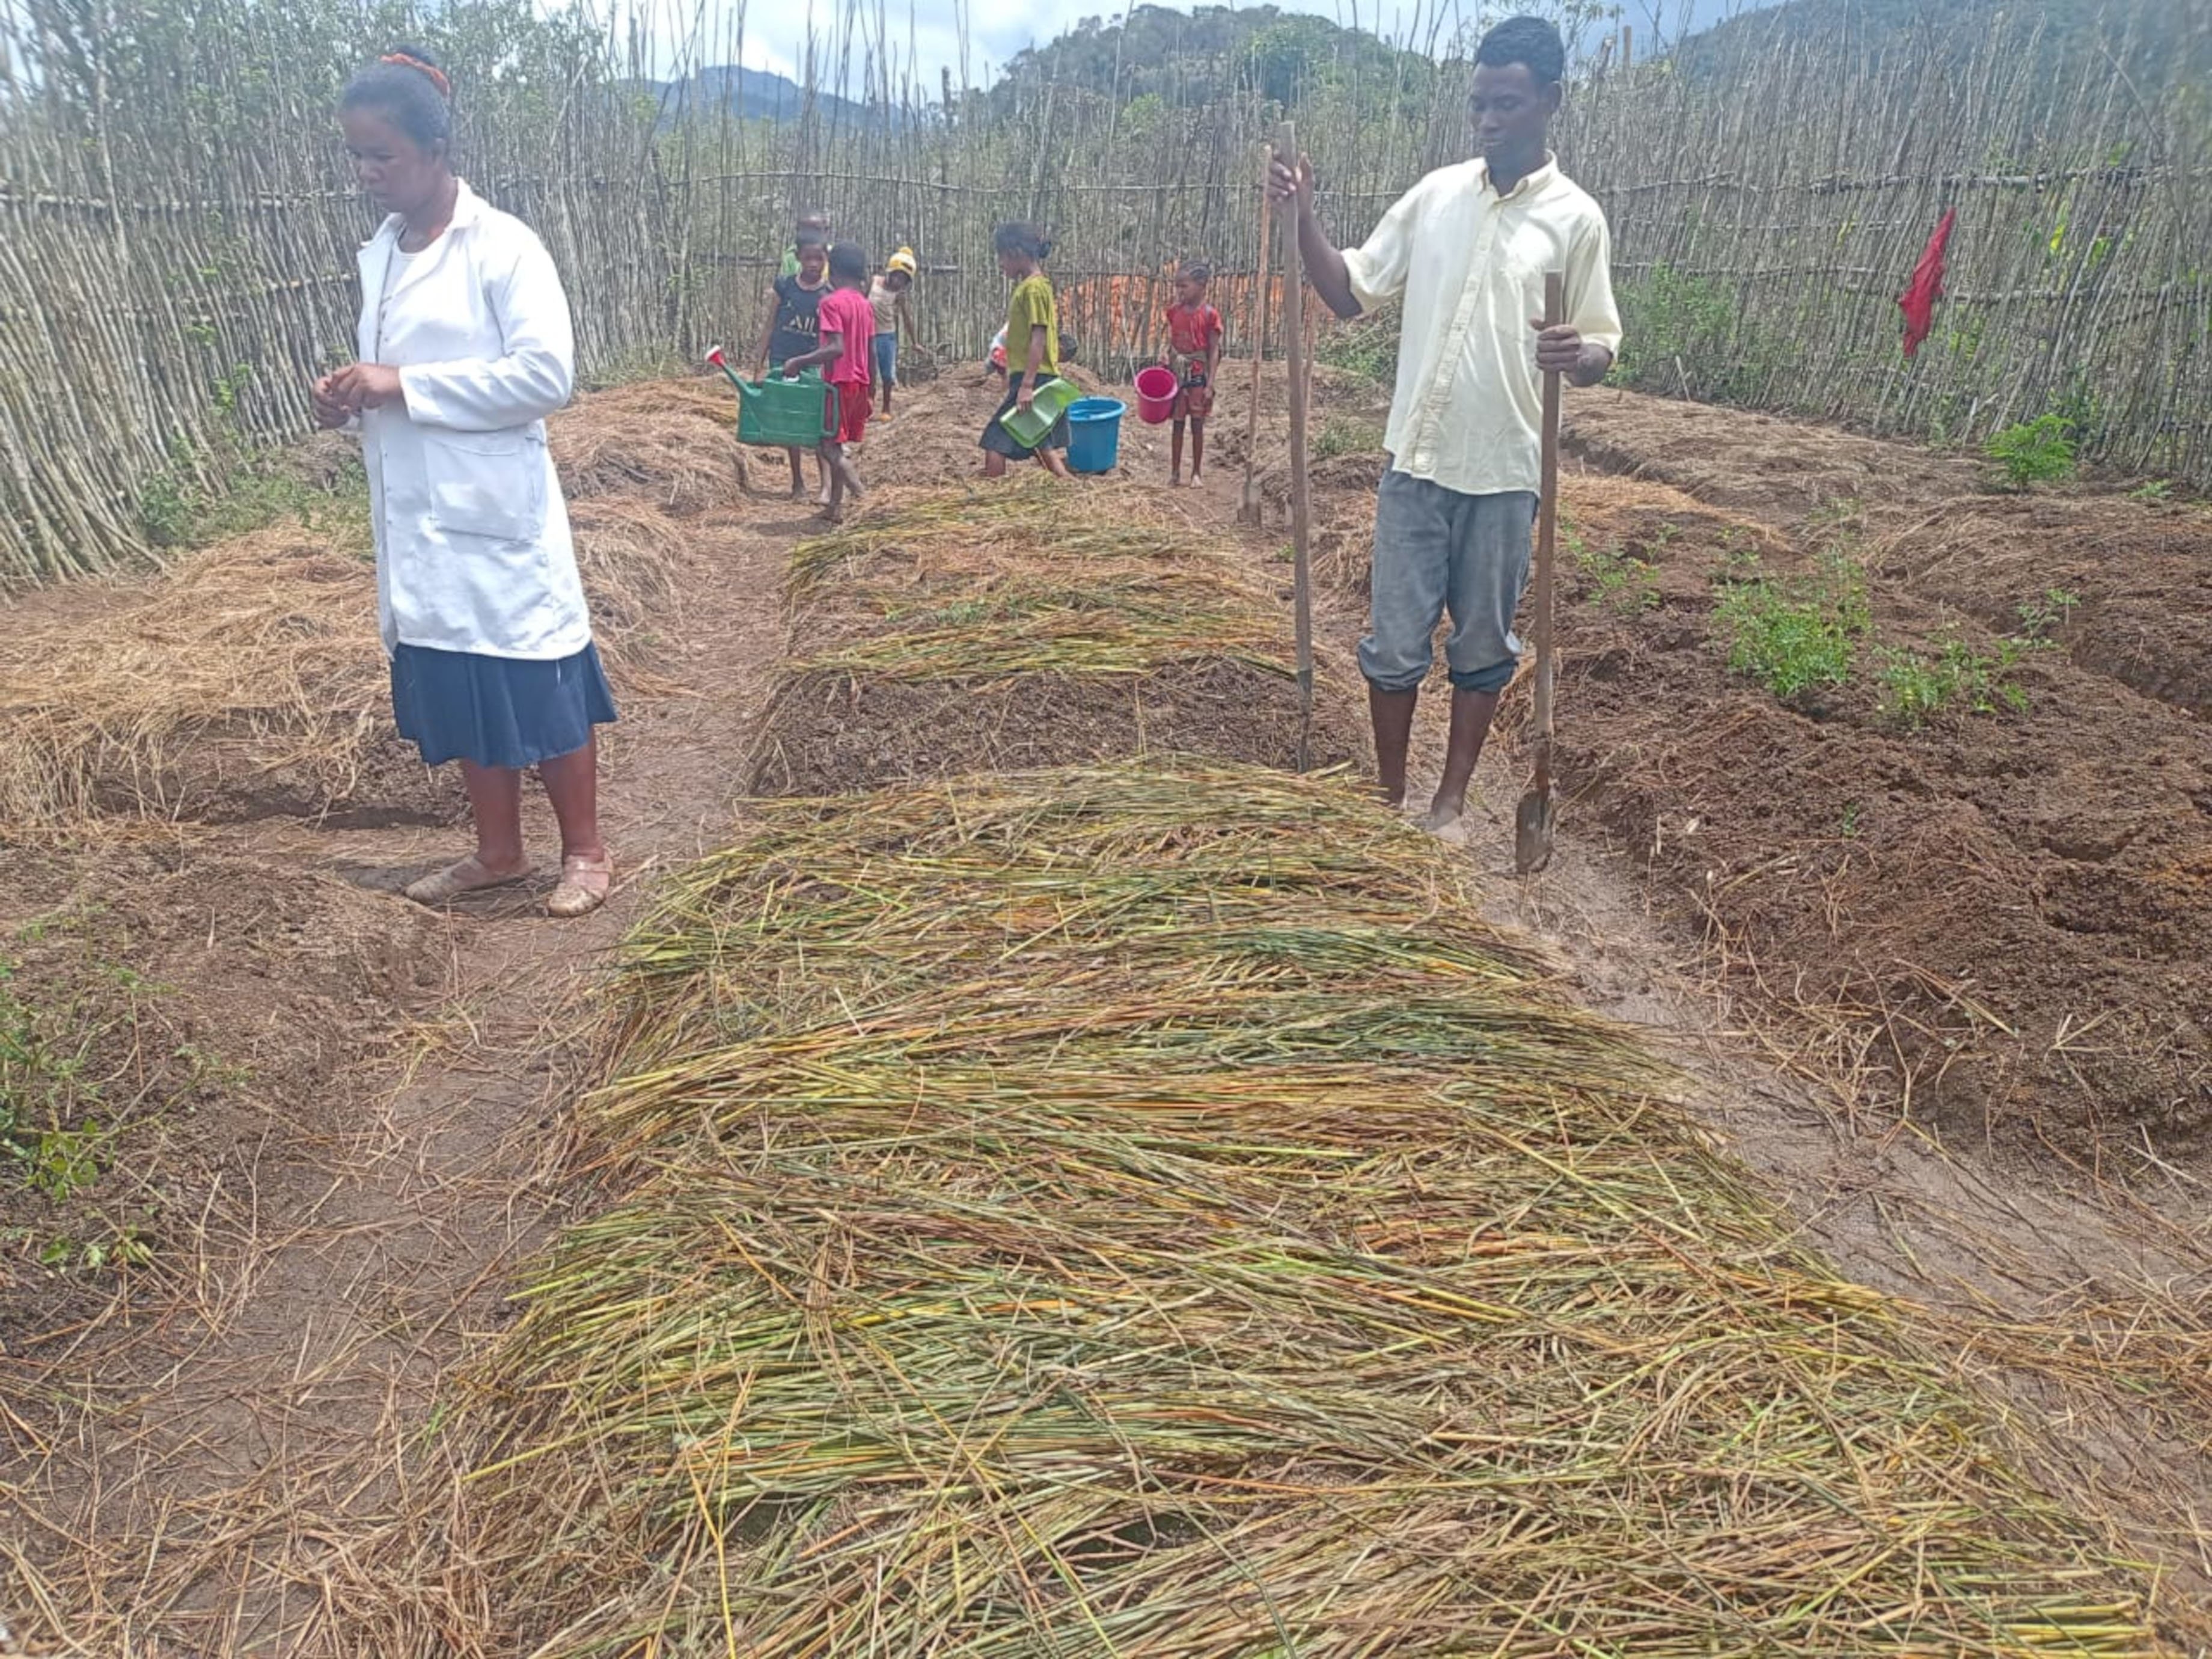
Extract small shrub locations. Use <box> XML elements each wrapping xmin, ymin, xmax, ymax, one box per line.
<box><xmin>138</xmin><ymin>450</ymin><xmax>370</xmax><ymax>550</ymax></box>
<box><xmin>1984</xmin><ymin>415</ymin><xmax>2077</xmax><ymax>488</ymax></box>
<box><xmin>1</xmin><ymin>931</ymin><xmax>173</xmax><ymax>1206</ymax></box>
<box><xmin>1711</xmin><ymin>555</ymin><xmax>1869</xmax><ymax>702</ymax></box>
<box><xmin>1</xmin><ymin>959</ymin><xmax>103</xmax><ymax>1198</ymax></box>
<box><xmin>1614</xmin><ymin>266</ymin><xmax>1779</xmax><ymax>399</ymax></box>
<box><xmin>1315</xmin><ymin>307</ymin><xmax>1399</xmax><ymax>385</ymax></box>
<box><xmin>1876</xmin><ymin>635</ymin><xmax>2032</xmax><ymax>727</ymax></box>
<box><xmin>2015</xmin><ymin>587</ymin><xmax>2079</xmax><ymax>642</ymax></box>
<box><xmin>1805</xmin><ymin>496</ymin><xmax>1863</xmax><ymax>533</ymax></box>
<box><xmin>1575</xmin><ymin>537</ymin><xmax>1659</xmax><ymax>613</ymax></box>
<box><xmin>1313</xmin><ymin>416</ymin><xmax>1384</xmax><ymax>460</ymax></box>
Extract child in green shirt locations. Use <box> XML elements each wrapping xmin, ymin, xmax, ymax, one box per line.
<box><xmin>979</xmin><ymin>222</ymin><xmax>1071</xmax><ymax>479</ymax></box>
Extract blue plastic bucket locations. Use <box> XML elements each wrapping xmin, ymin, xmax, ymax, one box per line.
<box><xmin>1065</xmin><ymin>397</ymin><xmax>1126</xmax><ymax>475</ymax></box>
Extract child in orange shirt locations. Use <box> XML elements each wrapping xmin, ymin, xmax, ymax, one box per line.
<box><xmin>1164</xmin><ymin>261</ymin><xmax>1224</xmax><ymax>486</ymax></box>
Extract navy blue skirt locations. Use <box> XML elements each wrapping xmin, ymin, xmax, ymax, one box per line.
<box><xmin>390</xmin><ymin>641</ymin><xmax>618</xmax><ymax>770</ymax></box>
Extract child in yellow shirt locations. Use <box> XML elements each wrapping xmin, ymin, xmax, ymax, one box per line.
<box><xmin>979</xmin><ymin>222</ymin><xmax>1071</xmax><ymax>480</ymax></box>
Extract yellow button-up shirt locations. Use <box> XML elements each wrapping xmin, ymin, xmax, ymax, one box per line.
<box><xmin>1344</xmin><ymin>154</ymin><xmax>1622</xmax><ymax>497</ymax></box>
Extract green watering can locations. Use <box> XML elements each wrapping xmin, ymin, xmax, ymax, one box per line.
<box><xmin>705</xmin><ymin>347</ymin><xmax>839</xmax><ymax>446</ymax></box>
<box><xmin>998</xmin><ymin>376</ymin><xmax>1080</xmax><ymax>450</ymax></box>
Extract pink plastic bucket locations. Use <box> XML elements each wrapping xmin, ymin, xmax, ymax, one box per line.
<box><xmin>1134</xmin><ymin>365</ymin><xmax>1179</xmax><ymax>425</ymax></box>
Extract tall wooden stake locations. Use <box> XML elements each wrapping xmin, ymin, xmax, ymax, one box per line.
<box><xmin>1276</xmin><ymin>120</ymin><xmax>1315</xmax><ymax>771</ymax></box>
<box><xmin>1238</xmin><ymin>150</ymin><xmax>1272</xmax><ymax>527</ymax></box>
<box><xmin>1513</xmin><ymin>270</ymin><xmax>1566</xmax><ymax>875</ymax></box>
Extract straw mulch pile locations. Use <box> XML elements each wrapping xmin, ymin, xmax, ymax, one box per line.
<box><xmin>748</xmin><ymin>481</ymin><xmax>1369</xmax><ymax>795</ymax></box>
<box><xmin>456</xmin><ymin>763</ymin><xmax>2162</xmax><ymax>1658</ymax></box>
<box><xmin>0</xmin><ymin>492</ymin><xmax>685</xmax><ymax>839</ymax></box>
<box><xmin>551</xmin><ymin>375</ymin><xmax>748</xmax><ymax>517</ymax></box>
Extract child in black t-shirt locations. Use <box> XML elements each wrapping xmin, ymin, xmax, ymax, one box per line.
<box><xmin>753</xmin><ymin>233</ymin><xmax>830</xmax><ymax>499</ymax></box>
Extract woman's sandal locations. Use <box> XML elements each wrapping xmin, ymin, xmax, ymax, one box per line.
<box><xmin>546</xmin><ymin>852</ymin><xmax>615</xmax><ymax>918</ymax></box>
<box><xmin>403</xmin><ymin>855</ymin><xmax>531</xmax><ymax>907</ymax></box>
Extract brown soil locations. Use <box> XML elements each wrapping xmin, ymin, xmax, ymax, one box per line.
<box><xmin>0</xmin><ymin>842</ymin><xmax>448</xmax><ymax>1346</ymax></box>
<box><xmin>1527</xmin><ymin>399</ymin><xmax>2212</xmax><ymax>1160</ymax></box>
<box><xmin>1565</xmin><ymin>390</ymin><xmax>2212</xmax><ymax>721</ymax></box>
<box><xmin>1238</xmin><ymin>376</ymin><xmax>2212</xmax><ymax>1161</ymax></box>
<box><xmin>4</xmin><ymin>368</ymin><xmax>2210</xmax><ymax>1652</ymax></box>
<box><xmin>754</xmin><ymin>659</ymin><xmax>1360</xmax><ymax>795</ymax></box>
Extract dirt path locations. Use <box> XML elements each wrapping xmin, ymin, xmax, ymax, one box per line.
<box><xmin>6</xmin><ymin>373</ymin><xmax>2207</xmax><ymax>1652</ymax></box>
<box><xmin>2</xmin><ymin>483</ymin><xmax>792</xmax><ymax>1652</ymax></box>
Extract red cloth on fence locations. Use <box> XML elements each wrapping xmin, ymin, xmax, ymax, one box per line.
<box><xmin>1897</xmin><ymin>207</ymin><xmax>1957</xmax><ymax>359</ymax></box>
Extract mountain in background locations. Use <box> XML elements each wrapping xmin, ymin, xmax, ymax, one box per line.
<box><xmin>1672</xmin><ymin>0</ymin><xmax>2207</xmax><ymax>88</ymax></box>
<box><xmin>655</xmin><ymin>0</ymin><xmax>2202</xmax><ymax>127</ymax></box>
<box><xmin>995</xmin><ymin>4</ymin><xmax>1421</xmax><ymax>105</ymax></box>
<box><xmin>647</xmin><ymin>63</ymin><xmax>877</xmax><ymax>128</ymax></box>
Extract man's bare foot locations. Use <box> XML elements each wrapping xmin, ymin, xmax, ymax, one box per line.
<box><xmin>789</xmin><ymin>483</ymin><xmax>808</xmax><ymax>501</ymax></box>
<box><xmin>403</xmin><ymin>853</ymin><xmax>530</xmax><ymax>906</ymax></box>
<box><xmin>1170</xmin><ymin>474</ymin><xmax>1185</xmax><ymax>487</ymax></box>
<box><xmin>1191</xmin><ymin>469</ymin><xmax>1204</xmax><ymax>484</ymax></box>
<box><xmin>817</xmin><ymin>503</ymin><xmax>846</xmax><ymax>524</ymax></box>
<box><xmin>1420</xmin><ymin>796</ymin><xmax>1467</xmax><ymax>834</ymax></box>
<box><xmin>1425</xmin><ymin>813</ymin><xmax>1474</xmax><ymax>846</ymax></box>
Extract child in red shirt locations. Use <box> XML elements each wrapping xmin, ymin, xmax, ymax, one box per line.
<box><xmin>778</xmin><ymin>243</ymin><xmax>874</xmax><ymax>522</ymax></box>
<box><xmin>1163</xmin><ymin>262</ymin><xmax>1224</xmax><ymax>486</ymax></box>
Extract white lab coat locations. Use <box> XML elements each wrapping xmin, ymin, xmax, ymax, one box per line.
<box><xmin>355</xmin><ymin>181</ymin><xmax>590</xmax><ymax>659</ymax></box>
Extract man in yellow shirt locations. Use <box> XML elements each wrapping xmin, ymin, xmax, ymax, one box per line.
<box><xmin>1271</xmin><ymin>15</ymin><xmax>1622</xmax><ymax>833</ymax></box>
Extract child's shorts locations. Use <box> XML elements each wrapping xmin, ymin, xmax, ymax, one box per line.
<box><xmin>873</xmin><ymin>332</ymin><xmax>897</xmax><ymax>386</ymax></box>
<box><xmin>1173</xmin><ymin>359</ymin><xmax>1214</xmax><ymax>421</ymax></box>
<box><xmin>832</xmin><ymin>385</ymin><xmax>870</xmax><ymax>446</ymax></box>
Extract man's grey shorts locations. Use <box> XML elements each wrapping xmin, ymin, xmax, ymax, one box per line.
<box><xmin>1360</xmin><ymin>471</ymin><xmax>1536</xmax><ymax>696</ymax></box>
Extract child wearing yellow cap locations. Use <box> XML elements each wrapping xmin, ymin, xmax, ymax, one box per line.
<box><xmin>868</xmin><ymin>247</ymin><xmax>918</xmax><ymax>421</ymax></box>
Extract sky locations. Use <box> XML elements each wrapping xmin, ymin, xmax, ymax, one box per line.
<box><xmin>608</xmin><ymin>0</ymin><xmax>1767</xmax><ymax>94</ymax></box>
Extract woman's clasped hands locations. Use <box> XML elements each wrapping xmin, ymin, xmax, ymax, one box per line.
<box><xmin>311</xmin><ymin>362</ymin><xmax>406</xmax><ymax>429</ymax></box>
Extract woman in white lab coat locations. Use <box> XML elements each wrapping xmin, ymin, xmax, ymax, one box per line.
<box><xmin>313</xmin><ymin>47</ymin><xmax>616</xmax><ymax>918</ymax></box>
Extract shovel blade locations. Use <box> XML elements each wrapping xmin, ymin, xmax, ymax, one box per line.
<box><xmin>1514</xmin><ymin>787</ymin><xmax>1556</xmax><ymax>875</ymax></box>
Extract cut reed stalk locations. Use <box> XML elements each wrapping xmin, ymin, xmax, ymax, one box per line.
<box><xmin>456</xmin><ymin>762</ymin><xmax>2166</xmax><ymax>1659</ymax></box>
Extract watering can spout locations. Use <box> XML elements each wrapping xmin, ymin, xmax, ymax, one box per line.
<box><xmin>704</xmin><ymin>344</ymin><xmax>747</xmax><ymax>394</ymax></box>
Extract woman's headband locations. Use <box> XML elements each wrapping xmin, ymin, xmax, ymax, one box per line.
<box><xmin>381</xmin><ymin>53</ymin><xmax>451</xmax><ymax>99</ymax></box>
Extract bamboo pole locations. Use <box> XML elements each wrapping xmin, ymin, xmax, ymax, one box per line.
<box><xmin>1275</xmin><ymin>120</ymin><xmax>1314</xmax><ymax>772</ymax></box>
<box><xmin>1238</xmin><ymin>148</ymin><xmax>1271</xmax><ymax>527</ymax></box>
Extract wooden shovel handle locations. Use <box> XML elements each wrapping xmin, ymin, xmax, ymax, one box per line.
<box><xmin>1277</xmin><ymin>122</ymin><xmax>1315</xmax><ymax>768</ymax></box>
<box><xmin>1531</xmin><ymin>270</ymin><xmax>1563</xmax><ymax>791</ymax></box>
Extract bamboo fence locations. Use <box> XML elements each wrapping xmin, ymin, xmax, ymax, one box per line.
<box><xmin>1561</xmin><ymin>11</ymin><xmax>2212</xmax><ymax>487</ymax></box>
<box><xmin>0</xmin><ymin>0</ymin><xmax>2204</xmax><ymax>587</ymax></box>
